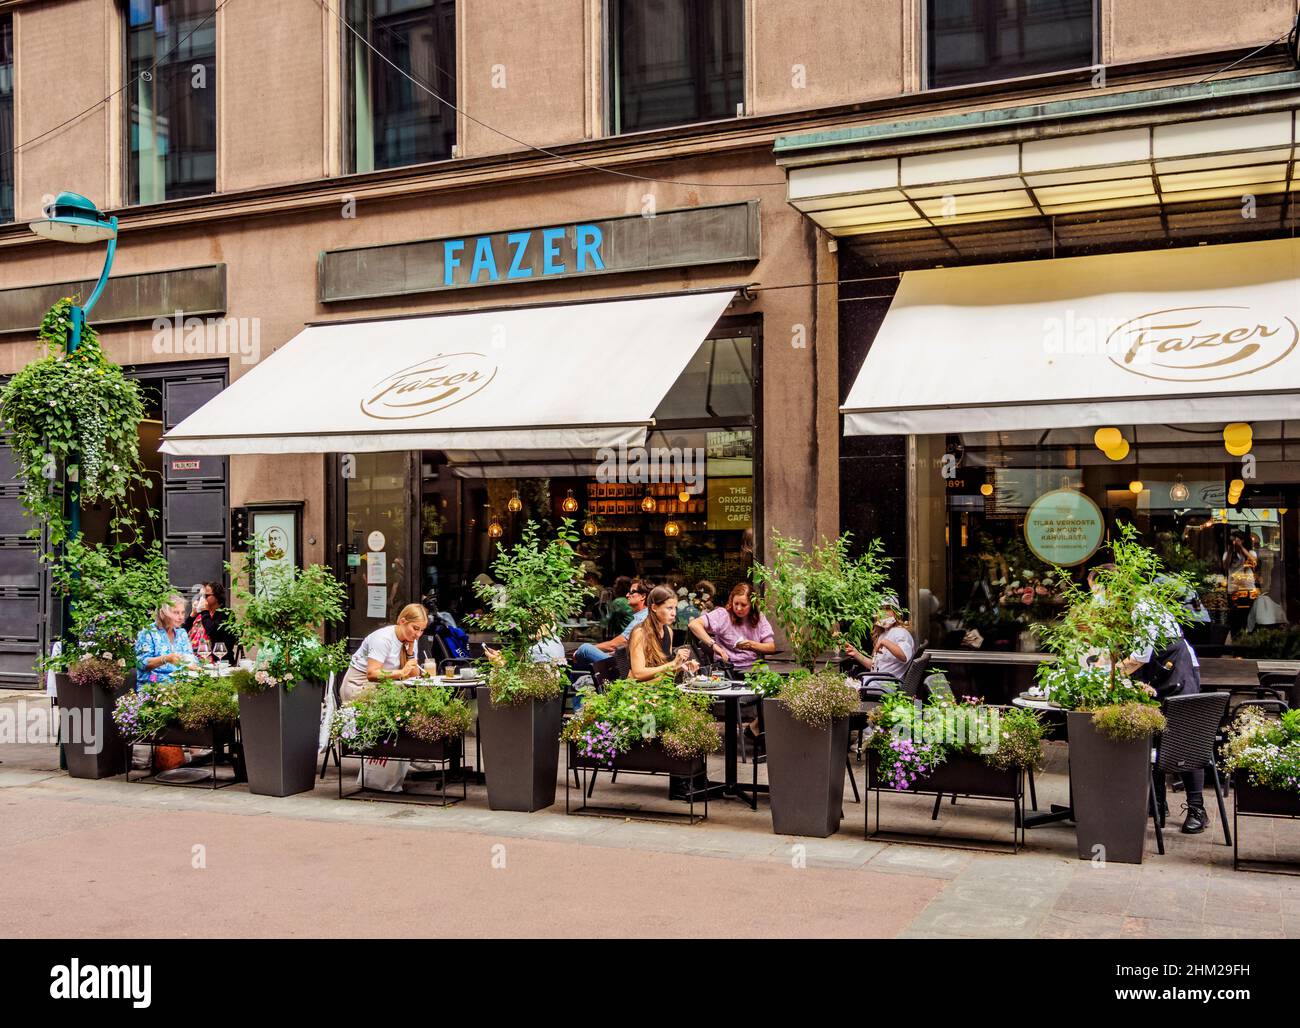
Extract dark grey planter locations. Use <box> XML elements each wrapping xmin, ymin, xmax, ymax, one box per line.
<box><xmin>1233</xmin><ymin>774</ymin><xmax>1300</xmax><ymax>817</ymax></box>
<box><xmin>237</xmin><ymin>681</ymin><xmax>324</xmax><ymax>797</ymax></box>
<box><xmin>56</xmin><ymin>671</ymin><xmax>131</xmax><ymax>780</ymax></box>
<box><xmin>568</xmin><ymin>739</ymin><xmax>705</xmax><ymax>777</ymax></box>
<box><xmin>868</xmin><ymin>749</ymin><xmax>1020</xmax><ymax>799</ymax></box>
<box><xmin>763</xmin><ymin>697</ymin><xmax>851</xmax><ymax>838</ymax></box>
<box><xmin>347</xmin><ymin>733</ymin><xmax>463</xmax><ymax>761</ymax></box>
<box><xmin>476</xmin><ymin>686</ymin><xmax>563</xmax><ymax>812</ymax></box>
<box><xmin>1068</xmin><ymin>711</ymin><xmax>1153</xmax><ymax>864</ymax></box>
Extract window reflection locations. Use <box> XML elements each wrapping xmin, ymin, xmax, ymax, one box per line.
<box><xmin>927</xmin><ymin>0</ymin><xmax>1095</xmax><ymax>88</ymax></box>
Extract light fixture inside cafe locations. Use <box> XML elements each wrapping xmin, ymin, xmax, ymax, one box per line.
<box><xmin>1169</xmin><ymin>476</ymin><xmax>1190</xmax><ymax>503</ymax></box>
<box><xmin>641</xmin><ymin>494</ymin><xmax>657</xmax><ymax>513</ymax></box>
<box><xmin>507</xmin><ymin>490</ymin><xmax>522</xmax><ymax>513</ymax></box>
<box><xmin>561</xmin><ymin>489</ymin><xmax>579</xmax><ymax>513</ymax></box>
<box><xmin>678</xmin><ymin>488</ymin><xmax>692</xmax><ymax>503</ymax></box>
<box><xmin>663</xmin><ymin>519</ymin><xmax>682</xmax><ymax>538</ymax></box>
<box><xmin>979</xmin><ymin>482</ymin><xmax>994</xmax><ymax>497</ymax></box>
<box><xmin>1129</xmin><ymin>480</ymin><xmax>1144</xmax><ymax>494</ymax></box>
<box><xmin>487</xmin><ymin>519</ymin><xmax>504</xmax><ymax>539</ymax></box>
<box><xmin>582</xmin><ymin>517</ymin><xmax>598</xmax><ymax>537</ymax></box>
<box><xmin>1223</xmin><ymin>422</ymin><xmax>1253</xmax><ymax>457</ymax></box>
<box><xmin>1094</xmin><ymin>426</ymin><xmax>1130</xmax><ymax>461</ymax></box>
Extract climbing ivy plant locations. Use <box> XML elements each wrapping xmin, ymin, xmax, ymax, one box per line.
<box><xmin>0</xmin><ymin>298</ymin><xmax>148</xmax><ymax>544</ymax></box>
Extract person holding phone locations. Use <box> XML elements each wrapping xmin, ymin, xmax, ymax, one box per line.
<box><xmin>688</xmin><ymin>582</ymin><xmax>775</xmax><ymax>672</ymax></box>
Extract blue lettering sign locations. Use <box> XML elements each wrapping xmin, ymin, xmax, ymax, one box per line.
<box><xmin>507</xmin><ymin>231</ymin><xmax>533</xmax><ymax>279</ymax></box>
<box><xmin>575</xmin><ymin>224</ymin><xmax>604</xmax><ymax>272</ymax></box>
<box><xmin>542</xmin><ymin>227</ymin><xmax>566</xmax><ymax>276</ymax></box>
<box><xmin>443</xmin><ymin>240</ymin><xmax>465</xmax><ymax>286</ymax></box>
<box><xmin>470</xmin><ymin>236</ymin><xmax>500</xmax><ymax>283</ymax></box>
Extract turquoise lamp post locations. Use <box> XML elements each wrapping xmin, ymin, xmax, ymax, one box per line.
<box><xmin>29</xmin><ymin>192</ymin><xmax>119</xmax><ymax>541</ymax></box>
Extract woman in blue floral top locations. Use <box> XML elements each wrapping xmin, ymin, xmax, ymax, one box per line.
<box><xmin>135</xmin><ymin>593</ymin><xmax>197</xmax><ymax>687</ymax></box>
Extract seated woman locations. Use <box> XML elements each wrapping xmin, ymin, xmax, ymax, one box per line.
<box><xmin>844</xmin><ymin>604</ymin><xmax>914</xmax><ymax>681</ymax></box>
<box><xmin>628</xmin><ymin>585</ymin><xmax>697</xmax><ymax>682</ymax></box>
<box><xmin>688</xmin><ymin>582</ymin><xmax>775</xmax><ymax>672</ymax></box>
<box><xmin>135</xmin><ymin>593</ymin><xmax>197</xmax><ymax>686</ymax></box>
<box><xmin>339</xmin><ymin>603</ymin><xmax>429</xmax><ymax>704</ymax></box>
<box><xmin>184</xmin><ymin>581</ymin><xmax>237</xmax><ymax>659</ymax></box>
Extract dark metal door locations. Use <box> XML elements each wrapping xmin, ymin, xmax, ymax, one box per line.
<box><xmin>0</xmin><ymin>443</ymin><xmax>48</xmax><ymax>687</ymax></box>
<box><xmin>161</xmin><ymin>375</ymin><xmax>228</xmax><ymax>594</ymax></box>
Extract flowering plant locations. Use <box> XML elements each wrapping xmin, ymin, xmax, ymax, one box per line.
<box><xmin>68</xmin><ymin>654</ymin><xmax>126</xmax><ymax>691</ymax></box>
<box><xmin>1222</xmin><ymin>708</ymin><xmax>1300</xmax><ymax>794</ymax></box>
<box><xmin>329</xmin><ymin>677</ymin><xmax>473</xmax><ymax>751</ymax></box>
<box><xmin>0</xmin><ymin>299</ymin><xmax>148</xmax><ymax>545</ymax></box>
<box><xmin>561</xmin><ymin>674</ymin><xmax>720</xmax><ymax>764</ymax></box>
<box><xmin>769</xmin><ymin>668</ymin><xmax>859</xmax><ymax>729</ymax></box>
<box><xmin>111</xmin><ymin>666</ymin><xmax>238</xmax><ymax>741</ymax></box>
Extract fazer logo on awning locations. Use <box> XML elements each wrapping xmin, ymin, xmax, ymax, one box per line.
<box><xmin>1107</xmin><ymin>305</ymin><xmax>1299</xmax><ymax>382</ymax></box>
<box><xmin>360</xmin><ymin>352</ymin><xmax>498</xmax><ymax>420</ymax></box>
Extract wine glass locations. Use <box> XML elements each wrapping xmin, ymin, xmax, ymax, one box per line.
<box><xmin>213</xmin><ymin>642</ymin><xmax>227</xmax><ymax>668</ymax></box>
<box><xmin>196</xmin><ymin>638</ymin><xmax>211</xmax><ymax>664</ymax></box>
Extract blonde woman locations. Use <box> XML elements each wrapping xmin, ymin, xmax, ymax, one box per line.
<box><xmin>339</xmin><ymin>603</ymin><xmax>429</xmax><ymax>703</ymax></box>
<box><xmin>628</xmin><ymin>585</ymin><xmax>698</xmax><ymax>681</ymax></box>
<box><xmin>135</xmin><ymin>594</ymin><xmax>197</xmax><ymax>687</ymax></box>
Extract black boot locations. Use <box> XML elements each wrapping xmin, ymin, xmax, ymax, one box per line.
<box><xmin>1181</xmin><ymin>804</ymin><xmax>1207</xmax><ymax>835</ymax></box>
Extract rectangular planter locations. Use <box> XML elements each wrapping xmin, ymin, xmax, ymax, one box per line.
<box><xmin>867</xmin><ymin>749</ymin><xmax>1020</xmax><ymax>799</ymax></box>
<box><xmin>763</xmin><ymin>697</ymin><xmax>851</xmax><ymax>839</ymax></box>
<box><xmin>476</xmin><ymin>687</ymin><xmax>563</xmax><ymax>812</ymax></box>
<box><xmin>238</xmin><ymin>681</ymin><xmax>324</xmax><ymax>798</ymax></box>
<box><xmin>347</xmin><ymin>733</ymin><xmax>463</xmax><ymax>762</ymax></box>
<box><xmin>152</xmin><ymin>721</ymin><xmax>239</xmax><ymax>749</ymax></box>
<box><xmin>568</xmin><ymin>739</ymin><xmax>705</xmax><ymax>778</ymax></box>
<box><xmin>1233</xmin><ymin>774</ymin><xmax>1300</xmax><ymax>817</ymax></box>
<box><xmin>55</xmin><ymin>671</ymin><xmax>130</xmax><ymax>780</ymax></box>
<box><xmin>1068</xmin><ymin>710</ymin><xmax>1153</xmax><ymax>865</ymax></box>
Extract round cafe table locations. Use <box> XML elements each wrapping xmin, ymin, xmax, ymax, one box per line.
<box><xmin>679</xmin><ymin>679</ymin><xmax>767</xmax><ymax>810</ymax></box>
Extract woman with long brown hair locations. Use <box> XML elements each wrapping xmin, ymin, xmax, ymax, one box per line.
<box><xmin>688</xmin><ymin>582</ymin><xmax>775</xmax><ymax>672</ymax></box>
<box><xmin>628</xmin><ymin>585</ymin><xmax>697</xmax><ymax>681</ymax></box>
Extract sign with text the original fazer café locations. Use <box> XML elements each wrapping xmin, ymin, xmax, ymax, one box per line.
<box><xmin>318</xmin><ymin>201</ymin><xmax>759</xmax><ymax>302</ymax></box>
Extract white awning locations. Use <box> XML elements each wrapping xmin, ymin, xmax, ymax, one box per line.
<box><xmin>842</xmin><ymin>237</ymin><xmax>1300</xmax><ymax>435</ymax></box>
<box><xmin>160</xmin><ymin>290</ymin><xmax>735</xmax><ymax>455</ymax></box>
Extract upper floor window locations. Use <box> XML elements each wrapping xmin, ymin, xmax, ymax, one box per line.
<box><xmin>0</xmin><ymin>15</ymin><xmax>13</xmax><ymax>224</ymax></box>
<box><xmin>927</xmin><ymin>0</ymin><xmax>1095</xmax><ymax>89</ymax></box>
<box><xmin>344</xmin><ymin>0</ymin><xmax>456</xmax><ymax>173</ymax></box>
<box><xmin>609</xmin><ymin>0</ymin><xmax>743</xmax><ymax>135</ymax></box>
<box><xmin>126</xmin><ymin>0</ymin><xmax>217</xmax><ymax>205</ymax></box>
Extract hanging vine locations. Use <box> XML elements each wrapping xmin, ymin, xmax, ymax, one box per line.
<box><xmin>0</xmin><ymin>298</ymin><xmax>149</xmax><ymax>544</ymax></box>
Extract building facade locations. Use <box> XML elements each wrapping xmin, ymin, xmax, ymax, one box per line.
<box><xmin>0</xmin><ymin>0</ymin><xmax>1295</xmax><ymax>683</ymax></box>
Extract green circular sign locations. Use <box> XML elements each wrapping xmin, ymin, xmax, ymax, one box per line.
<box><xmin>1024</xmin><ymin>488</ymin><xmax>1104</xmax><ymax>567</ymax></box>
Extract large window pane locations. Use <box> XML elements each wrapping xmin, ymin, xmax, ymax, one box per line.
<box><xmin>345</xmin><ymin>0</ymin><xmax>456</xmax><ymax>173</ymax></box>
<box><xmin>126</xmin><ymin>0</ymin><xmax>217</xmax><ymax>205</ymax></box>
<box><xmin>928</xmin><ymin>0</ymin><xmax>1094</xmax><ymax>89</ymax></box>
<box><xmin>0</xmin><ymin>16</ymin><xmax>12</xmax><ymax>224</ymax></box>
<box><xmin>610</xmin><ymin>0</ymin><xmax>743</xmax><ymax>134</ymax></box>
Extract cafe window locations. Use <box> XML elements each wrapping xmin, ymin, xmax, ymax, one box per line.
<box><xmin>926</xmin><ymin>0</ymin><xmax>1095</xmax><ymax>89</ymax></box>
<box><xmin>125</xmin><ymin>0</ymin><xmax>217</xmax><ymax>205</ymax></box>
<box><xmin>608</xmin><ymin>0</ymin><xmax>744</xmax><ymax>135</ymax></box>
<box><xmin>340</xmin><ymin>325</ymin><xmax>758</xmax><ymax>642</ymax></box>
<box><xmin>914</xmin><ymin>423</ymin><xmax>1300</xmax><ymax>659</ymax></box>
<box><xmin>343</xmin><ymin>0</ymin><xmax>456</xmax><ymax>173</ymax></box>
<box><xmin>0</xmin><ymin>15</ymin><xmax>12</xmax><ymax>224</ymax></box>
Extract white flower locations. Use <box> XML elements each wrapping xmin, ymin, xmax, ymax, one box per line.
<box><xmin>116</xmin><ymin>658</ymin><xmax>126</xmax><ymax>668</ymax></box>
<box><xmin>266</xmin><ymin>675</ymin><xmax>278</xmax><ymax>686</ymax></box>
<box><xmin>101</xmin><ymin>651</ymin><xmax>112</xmax><ymax>660</ymax></box>
<box><xmin>254</xmin><ymin>670</ymin><xmax>268</xmax><ymax>684</ymax></box>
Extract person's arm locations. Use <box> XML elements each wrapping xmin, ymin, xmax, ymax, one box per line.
<box><xmin>689</xmin><ymin>614</ymin><xmax>730</xmax><ymax>661</ymax></box>
<box><xmin>136</xmin><ymin>632</ymin><xmax>177</xmax><ymax>672</ymax></box>
<box><xmin>876</xmin><ymin>636</ymin><xmax>908</xmax><ymax>662</ymax></box>
<box><xmin>628</xmin><ymin>643</ymin><xmax>678</xmax><ymax>682</ymax></box>
<box><xmin>843</xmin><ymin>642</ymin><xmax>872</xmax><ymax>669</ymax></box>
<box><xmin>597</xmin><ymin>634</ymin><xmax>625</xmax><ymax>653</ymax></box>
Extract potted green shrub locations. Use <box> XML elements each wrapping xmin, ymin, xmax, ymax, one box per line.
<box><xmin>47</xmin><ymin>540</ymin><xmax>174</xmax><ymax>779</ymax></box>
<box><xmin>471</xmin><ymin>520</ymin><xmax>588</xmax><ymax>811</ymax></box>
<box><xmin>227</xmin><ymin>537</ymin><xmax>349</xmax><ymax>797</ymax></box>
<box><xmin>749</xmin><ymin>531</ymin><xmax>893</xmax><ymax>837</ymax></box>
<box><xmin>1034</xmin><ymin>527</ymin><xmax>1191</xmax><ymax>864</ymax></box>
<box><xmin>561</xmin><ymin>673</ymin><xmax>720</xmax><ymax>816</ymax></box>
<box><xmin>113</xmin><ymin>664</ymin><xmax>240</xmax><ymax>773</ymax></box>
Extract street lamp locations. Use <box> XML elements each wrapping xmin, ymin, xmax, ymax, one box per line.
<box><xmin>29</xmin><ymin>192</ymin><xmax>119</xmax><ymax>541</ymax></box>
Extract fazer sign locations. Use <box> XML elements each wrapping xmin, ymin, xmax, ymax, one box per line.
<box><xmin>1107</xmin><ymin>304</ymin><xmax>1299</xmax><ymax>382</ymax></box>
<box><xmin>360</xmin><ymin>352</ymin><xmax>498</xmax><ymax>420</ymax></box>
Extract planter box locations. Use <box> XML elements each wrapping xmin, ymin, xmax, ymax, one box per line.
<box><xmin>1068</xmin><ymin>711</ymin><xmax>1153</xmax><ymax>865</ymax></box>
<box><xmin>151</xmin><ymin>721</ymin><xmax>239</xmax><ymax>749</ymax></box>
<box><xmin>347</xmin><ymin>733</ymin><xmax>463</xmax><ymax>763</ymax></box>
<box><xmin>867</xmin><ymin>749</ymin><xmax>1019</xmax><ymax>799</ymax></box>
<box><xmin>1233</xmin><ymin>774</ymin><xmax>1300</xmax><ymax>817</ymax></box>
<box><xmin>55</xmin><ymin>671</ymin><xmax>131</xmax><ymax>780</ymax></box>
<box><xmin>238</xmin><ymin>680</ymin><xmax>323</xmax><ymax>798</ymax></box>
<box><xmin>568</xmin><ymin>738</ymin><xmax>705</xmax><ymax>778</ymax></box>
<box><xmin>763</xmin><ymin>697</ymin><xmax>851</xmax><ymax>839</ymax></box>
<box><xmin>476</xmin><ymin>687</ymin><xmax>563</xmax><ymax>812</ymax></box>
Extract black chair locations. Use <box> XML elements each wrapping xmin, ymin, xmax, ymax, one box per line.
<box><xmin>1253</xmin><ymin>670</ymin><xmax>1299</xmax><ymax>710</ymax></box>
<box><xmin>590</xmin><ymin>648</ymin><xmax>630</xmax><ymax>690</ymax></box>
<box><xmin>855</xmin><ymin>644</ymin><xmax>929</xmax><ymax>701</ymax></box>
<box><xmin>1149</xmin><ymin>691</ymin><xmax>1232</xmax><ymax>853</ymax></box>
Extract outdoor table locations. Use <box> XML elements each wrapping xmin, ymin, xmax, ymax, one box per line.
<box><xmin>411</xmin><ymin>674</ymin><xmax>484</xmax><ymax>782</ymax></box>
<box><xmin>679</xmin><ymin>680</ymin><xmax>767</xmax><ymax>810</ymax></box>
<box><xmin>1012</xmin><ymin>692</ymin><xmax>1074</xmax><ymax>829</ymax></box>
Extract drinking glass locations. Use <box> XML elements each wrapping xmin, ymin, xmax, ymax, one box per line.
<box><xmin>213</xmin><ymin>642</ymin><xmax>227</xmax><ymax>666</ymax></box>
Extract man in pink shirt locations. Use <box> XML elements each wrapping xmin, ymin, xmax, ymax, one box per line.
<box><xmin>688</xmin><ymin>583</ymin><xmax>776</xmax><ymax>672</ymax></box>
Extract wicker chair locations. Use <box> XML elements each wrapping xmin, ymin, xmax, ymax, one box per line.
<box><xmin>1149</xmin><ymin>690</ymin><xmax>1232</xmax><ymax>853</ymax></box>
